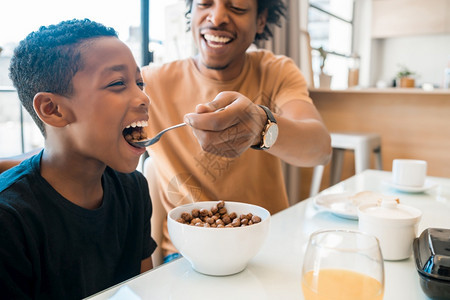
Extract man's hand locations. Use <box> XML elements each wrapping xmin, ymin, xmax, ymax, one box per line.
<box><xmin>184</xmin><ymin>91</ymin><xmax>266</xmax><ymax>158</ymax></box>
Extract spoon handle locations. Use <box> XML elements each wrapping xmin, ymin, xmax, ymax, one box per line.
<box><xmin>131</xmin><ymin>107</ymin><xmax>226</xmax><ymax>147</ymax></box>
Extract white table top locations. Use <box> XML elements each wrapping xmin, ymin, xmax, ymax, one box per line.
<box><xmin>87</xmin><ymin>170</ymin><xmax>450</xmax><ymax>300</ymax></box>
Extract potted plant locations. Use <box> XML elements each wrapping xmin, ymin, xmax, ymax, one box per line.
<box><xmin>317</xmin><ymin>46</ymin><xmax>332</xmax><ymax>88</ymax></box>
<box><xmin>396</xmin><ymin>65</ymin><xmax>416</xmax><ymax>88</ymax></box>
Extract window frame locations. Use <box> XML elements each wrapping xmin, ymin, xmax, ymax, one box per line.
<box><xmin>308</xmin><ymin>0</ymin><xmax>357</xmax><ymax>89</ymax></box>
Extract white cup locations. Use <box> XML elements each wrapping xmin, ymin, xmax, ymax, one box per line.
<box><xmin>392</xmin><ymin>159</ymin><xmax>427</xmax><ymax>187</ymax></box>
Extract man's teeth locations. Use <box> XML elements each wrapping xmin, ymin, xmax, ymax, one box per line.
<box><xmin>204</xmin><ymin>34</ymin><xmax>231</xmax><ymax>44</ymax></box>
<box><xmin>126</xmin><ymin>120</ymin><xmax>148</xmax><ymax>129</ymax></box>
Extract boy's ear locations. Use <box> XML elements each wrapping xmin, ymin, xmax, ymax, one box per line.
<box><xmin>33</xmin><ymin>92</ymin><xmax>74</xmax><ymax>127</ymax></box>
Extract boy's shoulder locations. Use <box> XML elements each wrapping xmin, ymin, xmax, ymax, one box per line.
<box><xmin>0</xmin><ymin>154</ymin><xmax>39</xmax><ymax>195</ymax></box>
<box><xmin>0</xmin><ymin>154</ymin><xmax>41</xmax><ymax>219</ymax></box>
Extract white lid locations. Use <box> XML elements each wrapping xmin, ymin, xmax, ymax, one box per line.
<box><xmin>358</xmin><ymin>200</ymin><xmax>422</xmax><ymax>225</ymax></box>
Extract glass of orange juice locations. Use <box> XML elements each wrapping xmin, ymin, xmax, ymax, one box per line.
<box><xmin>301</xmin><ymin>229</ymin><xmax>384</xmax><ymax>300</ymax></box>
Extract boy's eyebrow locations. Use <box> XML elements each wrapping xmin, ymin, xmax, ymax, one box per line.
<box><xmin>101</xmin><ymin>64</ymin><xmax>128</xmax><ymax>74</ymax></box>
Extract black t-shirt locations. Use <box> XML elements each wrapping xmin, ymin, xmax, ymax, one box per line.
<box><xmin>0</xmin><ymin>152</ymin><xmax>157</xmax><ymax>299</ymax></box>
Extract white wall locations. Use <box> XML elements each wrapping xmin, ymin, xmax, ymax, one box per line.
<box><xmin>353</xmin><ymin>0</ymin><xmax>372</xmax><ymax>88</ymax></box>
<box><xmin>371</xmin><ymin>34</ymin><xmax>450</xmax><ymax>87</ymax></box>
<box><xmin>353</xmin><ymin>1</ymin><xmax>450</xmax><ymax>88</ymax></box>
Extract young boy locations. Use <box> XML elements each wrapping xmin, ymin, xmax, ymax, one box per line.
<box><xmin>0</xmin><ymin>19</ymin><xmax>156</xmax><ymax>299</ymax></box>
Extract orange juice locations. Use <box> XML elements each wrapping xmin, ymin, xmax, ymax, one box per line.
<box><xmin>302</xmin><ymin>269</ymin><xmax>383</xmax><ymax>300</ymax></box>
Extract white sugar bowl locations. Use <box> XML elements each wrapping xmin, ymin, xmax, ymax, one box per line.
<box><xmin>358</xmin><ymin>200</ymin><xmax>422</xmax><ymax>261</ymax></box>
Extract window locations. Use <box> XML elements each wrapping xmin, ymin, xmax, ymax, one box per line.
<box><xmin>150</xmin><ymin>0</ymin><xmax>194</xmax><ymax>64</ymax></box>
<box><xmin>308</xmin><ymin>0</ymin><xmax>356</xmax><ymax>89</ymax></box>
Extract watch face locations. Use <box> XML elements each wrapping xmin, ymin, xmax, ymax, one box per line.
<box><xmin>263</xmin><ymin>123</ymin><xmax>279</xmax><ymax>148</ymax></box>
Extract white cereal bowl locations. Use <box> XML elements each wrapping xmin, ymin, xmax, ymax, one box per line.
<box><xmin>167</xmin><ymin>201</ymin><xmax>271</xmax><ymax>276</ymax></box>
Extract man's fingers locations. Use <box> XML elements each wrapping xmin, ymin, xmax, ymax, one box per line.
<box><xmin>184</xmin><ymin>109</ymin><xmax>236</xmax><ymax>131</ymax></box>
<box><xmin>205</xmin><ymin>91</ymin><xmax>239</xmax><ymax>112</ymax></box>
<box><xmin>195</xmin><ymin>103</ymin><xmax>213</xmax><ymax>113</ymax></box>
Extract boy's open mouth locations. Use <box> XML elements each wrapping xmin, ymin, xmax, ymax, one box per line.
<box><xmin>123</xmin><ymin>120</ymin><xmax>148</xmax><ymax>146</ymax></box>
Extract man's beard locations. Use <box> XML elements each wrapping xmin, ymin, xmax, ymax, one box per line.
<box><xmin>204</xmin><ymin>62</ymin><xmax>230</xmax><ymax>71</ymax></box>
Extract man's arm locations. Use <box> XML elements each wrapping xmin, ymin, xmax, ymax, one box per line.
<box><xmin>266</xmin><ymin>99</ymin><xmax>332</xmax><ymax>167</ymax></box>
<box><xmin>184</xmin><ymin>92</ymin><xmax>331</xmax><ymax>167</ymax></box>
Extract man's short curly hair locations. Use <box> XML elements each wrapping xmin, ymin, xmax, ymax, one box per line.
<box><xmin>185</xmin><ymin>0</ymin><xmax>287</xmax><ymax>41</ymax></box>
<box><xmin>9</xmin><ymin>19</ymin><xmax>117</xmax><ymax>137</ymax></box>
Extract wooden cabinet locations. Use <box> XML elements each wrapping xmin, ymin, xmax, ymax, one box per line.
<box><xmin>372</xmin><ymin>0</ymin><xmax>450</xmax><ymax>38</ymax></box>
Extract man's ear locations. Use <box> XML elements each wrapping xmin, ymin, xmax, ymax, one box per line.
<box><xmin>256</xmin><ymin>9</ymin><xmax>268</xmax><ymax>34</ymax></box>
<box><xmin>33</xmin><ymin>92</ymin><xmax>74</xmax><ymax>128</ymax></box>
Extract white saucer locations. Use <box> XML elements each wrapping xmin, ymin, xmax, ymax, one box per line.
<box><xmin>313</xmin><ymin>192</ymin><xmax>358</xmax><ymax>220</ymax></box>
<box><xmin>383</xmin><ymin>179</ymin><xmax>438</xmax><ymax>193</ymax></box>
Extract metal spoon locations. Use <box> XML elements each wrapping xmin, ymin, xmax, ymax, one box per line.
<box><xmin>130</xmin><ymin>107</ymin><xmax>226</xmax><ymax>148</ymax></box>
<box><xmin>130</xmin><ymin>122</ymin><xmax>186</xmax><ymax>147</ymax></box>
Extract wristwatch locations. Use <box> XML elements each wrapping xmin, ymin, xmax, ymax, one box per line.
<box><xmin>251</xmin><ymin>105</ymin><xmax>278</xmax><ymax>150</ymax></box>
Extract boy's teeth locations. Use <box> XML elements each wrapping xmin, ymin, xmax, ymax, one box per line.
<box><xmin>125</xmin><ymin>121</ymin><xmax>148</xmax><ymax>129</ymax></box>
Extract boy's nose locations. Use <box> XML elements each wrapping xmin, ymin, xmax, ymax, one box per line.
<box><xmin>136</xmin><ymin>89</ymin><xmax>150</xmax><ymax>108</ymax></box>
<box><xmin>206</xmin><ymin>4</ymin><xmax>230</xmax><ymax>26</ymax></box>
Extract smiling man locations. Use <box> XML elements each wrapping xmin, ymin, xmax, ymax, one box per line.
<box><xmin>141</xmin><ymin>0</ymin><xmax>332</xmax><ymax>262</ymax></box>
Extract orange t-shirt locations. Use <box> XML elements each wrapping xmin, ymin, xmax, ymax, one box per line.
<box><xmin>142</xmin><ymin>50</ymin><xmax>312</xmax><ymax>256</ymax></box>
